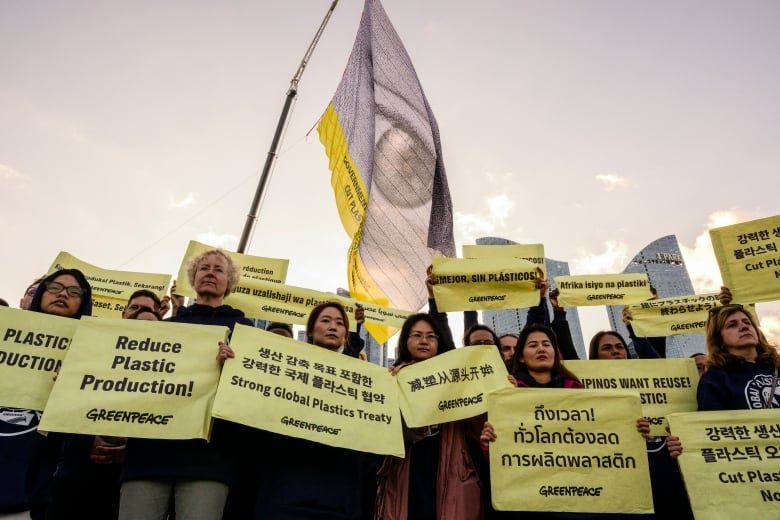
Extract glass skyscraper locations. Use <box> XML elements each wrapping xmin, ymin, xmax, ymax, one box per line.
<box><xmin>606</xmin><ymin>235</ymin><xmax>705</xmax><ymax>358</ymax></box>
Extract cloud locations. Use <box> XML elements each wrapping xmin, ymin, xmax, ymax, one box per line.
<box><xmin>679</xmin><ymin>209</ymin><xmax>755</xmax><ymax>294</ymax></box>
<box><xmin>196</xmin><ymin>232</ymin><xmax>239</xmax><ymax>251</ymax></box>
<box><xmin>758</xmin><ymin>304</ymin><xmax>780</xmax><ymax>346</ymax></box>
<box><xmin>0</xmin><ymin>163</ymin><xmax>27</xmax><ymax>181</ymax></box>
<box><xmin>595</xmin><ymin>174</ymin><xmax>627</xmax><ymax>192</ymax></box>
<box><xmin>169</xmin><ymin>192</ymin><xmax>198</xmax><ymax>209</ymax></box>
<box><xmin>570</xmin><ymin>240</ymin><xmax>630</xmax><ymax>274</ymax></box>
<box><xmin>453</xmin><ymin>193</ymin><xmax>517</xmax><ymax>245</ymax></box>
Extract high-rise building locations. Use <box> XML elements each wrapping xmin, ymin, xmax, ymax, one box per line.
<box><xmin>606</xmin><ymin>235</ymin><xmax>705</xmax><ymax>358</ymax></box>
<box><xmin>337</xmin><ymin>288</ymin><xmax>389</xmax><ymax>366</ymax></box>
<box><xmin>475</xmin><ymin>237</ymin><xmax>588</xmax><ymax>359</ymax></box>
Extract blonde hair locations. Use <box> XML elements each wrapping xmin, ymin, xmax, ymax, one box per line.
<box><xmin>706</xmin><ymin>306</ymin><xmax>779</xmax><ymax>369</ymax></box>
<box><xmin>186</xmin><ymin>249</ymin><xmax>240</xmax><ymax>297</ymax></box>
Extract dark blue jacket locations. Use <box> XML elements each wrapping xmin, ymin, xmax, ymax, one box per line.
<box><xmin>121</xmin><ymin>303</ymin><xmax>252</xmax><ymax>485</ymax></box>
<box><xmin>698</xmin><ymin>358</ymin><xmax>777</xmax><ymax>411</ymax></box>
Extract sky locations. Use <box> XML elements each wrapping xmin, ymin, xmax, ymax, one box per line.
<box><xmin>2</xmin><ymin>0</ymin><xmax>779</xmax><ymax>347</ymax></box>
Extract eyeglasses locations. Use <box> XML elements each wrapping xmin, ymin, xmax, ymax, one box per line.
<box><xmin>469</xmin><ymin>339</ymin><xmax>496</xmax><ymax>346</ymax></box>
<box><xmin>45</xmin><ymin>281</ymin><xmax>85</xmax><ymax>298</ymax></box>
<box><xmin>409</xmin><ymin>332</ymin><xmax>439</xmax><ymax>341</ymax></box>
<box><xmin>708</xmin><ymin>304</ymin><xmax>743</xmax><ymax>316</ymax></box>
<box><xmin>26</xmin><ymin>286</ymin><xmax>38</xmax><ymax>296</ymax></box>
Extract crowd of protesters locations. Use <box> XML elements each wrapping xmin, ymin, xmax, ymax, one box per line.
<box><xmin>1</xmin><ymin>252</ymin><xmax>777</xmax><ymax>520</ymax></box>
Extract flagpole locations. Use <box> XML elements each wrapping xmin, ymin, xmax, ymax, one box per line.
<box><xmin>237</xmin><ymin>0</ymin><xmax>340</xmax><ymax>253</ymax></box>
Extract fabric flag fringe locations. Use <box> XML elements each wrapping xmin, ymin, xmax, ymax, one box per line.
<box><xmin>318</xmin><ymin>0</ymin><xmax>455</xmax><ymax>343</ymax></box>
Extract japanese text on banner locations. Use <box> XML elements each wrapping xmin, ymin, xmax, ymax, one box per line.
<box><xmin>39</xmin><ymin>317</ymin><xmax>228</xmax><ymax>440</ymax></box>
<box><xmin>211</xmin><ymin>324</ymin><xmax>403</xmax><ymax>457</ymax></box>
<box><xmin>395</xmin><ymin>345</ymin><xmax>512</xmax><ymax>427</ymax></box>
<box><xmin>488</xmin><ymin>388</ymin><xmax>652</xmax><ymax>514</ymax></box>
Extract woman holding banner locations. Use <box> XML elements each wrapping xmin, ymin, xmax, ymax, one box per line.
<box><xmin>669</xmin><ymin>295</ymin><xmax>780</xmax><ymax>422</ymax></box>
<box><xmin>375</xmin><ymin>313</ymin><xmax>483</xmax><ymax>520</ymax></box>
<box><xmin>588</xmin><ymin>330</ymin><xmax>692</xmax><ymax>519</ymax></box>
<box><xmin>481</xmin><ymin>325</ymin><xmax>652</xmax><ymax>518</ymax></box>
<box><xmin>21</xmin><ymin>269</ymin><xmax>96</xmax><ymax>519</ymax></box>
<box><xmin>250</xmin><ymin>301</ymin><xmax>381</xmax><ymax>519</ymax></box>
<box><xmin>119</xmin><ymin>249</ymin><xmax>252</xmax><ymax>520</ymax></box>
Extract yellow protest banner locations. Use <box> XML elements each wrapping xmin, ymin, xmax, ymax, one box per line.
<box><xmin>462</xmin><ymin>243</ymin><xmax>546</xmax><ymax>276</ymax></box>
<box><xmin>431</xmin><ymin>257</ymin><xmax>540</xmax><ymax>312</ymax></box>
<box><xmin>174</xmin><ymin>242</ymin><xmax>406</xmax><ymax>343</ymax></box>
<box><xmin>39</xmin><ymin>317</ymin><xmax>228</xmax><ymax>440</ymax></box>
<box><xmin>395</xmin><ymin>345</ymin><xmax>512</xmax><ymax>427</ymax></box>
<box><xmin>710</xmin><ymin>214</ymin><xmax>780</xmax><ymax>304</ymax></box>
<box><xmin>668</xmin><ymin>409</ymin><xmax>780</xmax><ymax>520</ymax></box>
<box><xmin>174</xmin><ymin>239</ymin><xmax>289</xmax><ymax>298</ymax></box>
<box><xmin>627</xmin><ymin>293</ymin><xmax>719</xmax><ymax>337</ymax></box>
<box><xmin>212</xmin><ymin>324</ymin><xmax>403</xmax><ymax>456</ymax></box>
<box><xmin>0</xmin><ymin>307</ymin><xmax>79</xmax><ymax>410</ymax></box>
<box><xmin>488</xmin><ymin>388</ymin><xmax>652</xmax><ymax>514</ymax></box>
<box><xmin>49</xmin><ymin>252</ymin><xmax>172</xmax><ymax>318</ymax></box>
<box><xmin>554</xmin><ymin>273</ymin><xmax>652</xmax><ymax>307</ymax></box>
<box><xmin>564</xmin><ymin>359</ymin><xmax>699</xmax><ymax>436</ymax></box>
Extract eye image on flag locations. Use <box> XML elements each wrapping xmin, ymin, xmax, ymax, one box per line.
<box><xmin>318</xmin><ymin>0</ymin><xmax>455</xmax><ymax>342</ymax></box>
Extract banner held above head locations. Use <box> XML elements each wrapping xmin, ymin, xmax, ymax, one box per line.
<box><xmin>318</xmin><ymin>0</ymin><xmax>455</xmax><ymax>335</ymax></box>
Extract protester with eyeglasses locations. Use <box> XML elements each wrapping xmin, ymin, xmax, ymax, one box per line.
<box><xmin>6</xmin><ymin>269</ymin><xmax>94</xmax><ymax>520</ymax></box>
<box><xmin>376</xmin><ymin>313</ymin><xmax>483</xmax><ymax>519</ymax></box>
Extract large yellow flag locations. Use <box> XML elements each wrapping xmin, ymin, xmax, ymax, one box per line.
<box><xmin>318</xmin><ymin>0</ymin><xmax>455</xmax><ymax>341</ymax></box>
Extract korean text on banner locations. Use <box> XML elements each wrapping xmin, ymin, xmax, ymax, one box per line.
<box><xmin>49</xmin><ymin>251</ymin><xmax>171</xmax><ymax>318</ymax></box>
<box><xmin>565</xmin><ymin>359</ymin><xmax>699</xmax><ymax>436</ymax></box>
<box><xmin>488</xmin><ymin>388</ymin><xmax>652</xmax><ymax>514</ymax></box>
<box><xmin>0</xmin><ymin>307</ymin><xmax>78</xmax><ymax>410</ymax></box>
<box><xmin>317</xmin><ymin>0</ymin><xmax>456</xmax><ymax>340</ymax></box>
<box><xmin>39</xmin><ymin>317</ymin><xmax>228</xmax><ymax>440</ymax></box>
<box><xmin>395</xmin><ymin>345</ymin><xmax>511</xmax><ymax>427</ymax></box>
<box><xmin>554</xmin><ymin>274</ymin><xmax>652</xmax><ymax>307</ymax></box>
<box><xmin>709</xmin><ymin>214</ymin><xmax>780</xmax><ymax>304</ymax></box>
<box><xmin>432</xmin><ymin>257</ymin><xmax>539</xmax><ymax>312</ymax></box>
<box><xmin>668</xmin><ymin>409</ymin><xmax>780</xmax><ymax>520</ymax></box>
<box><xmin>211</xmin><ymin>324</ymin><xmax>403</xmax><ymax>457</ymax></box>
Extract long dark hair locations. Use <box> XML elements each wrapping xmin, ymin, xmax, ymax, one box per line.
<box><xmin>30</xmin><ymin>269</ymin><xmax>93</xmax><ymax>319</ymax></box>
<box><xmin>706</xmin><ymin>305</ymin><xmax>779</xmax><ymax>369</ymax></box>
<box><xmin>511</xmin><ymin>324</ymin><xmax>580</xmax><ymax>384</ymax></box>
<box><xmin>588</xmin><ymin>330</ymin><xmax>628</xmax><ymax>360</ymax></box>
<box><xmin>395</xmin><ymin>313</ymin><xmax>453</xmax><ymax>366</ymax></box>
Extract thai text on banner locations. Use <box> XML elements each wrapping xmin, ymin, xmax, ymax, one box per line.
<box><xmin>488</xmin><ymin>388</ymin><xmax>652</xmax><ymax>514</ymax></box>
